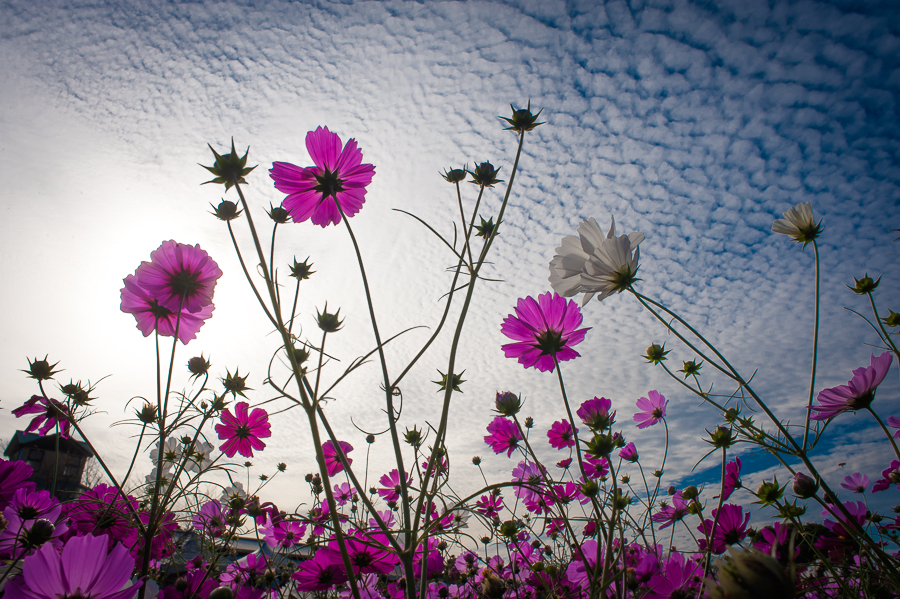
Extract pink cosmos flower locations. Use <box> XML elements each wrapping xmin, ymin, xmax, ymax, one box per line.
<box><xmin>325</xmin><ymin>533</ymin><xmax>398</xmax><ymax>576</ymax></box>
<box><xmin>193</xmin><ymin>499</ymin><xmax>226</xmax><ymax>537</ymax></box>
<box><xmin>160</xmin><ymin>569</ymin><xmax>217</xmax><ymax>599</ymax></box>
<box><xmin>120</xmin><ymin>273</ymin><xmax>214</xmax><ymax>344</ymax></box>
<box><xmin>133</xmin><ymin>240</ymin><xmax>222</xmax><ymax>314</ymax></box>
<box><xmin>576</xmin><ymin>397</ymin><xmax>615</xmax><ymax>430</ymax></box>
<box><xmin>697</xmin><ymin>504</ymin><xmax>750</xmax><ymax>553</ymax></box>
<box><xmin>651</xmin><ymin>490</ymin><xmax>689</xmax><ymax>529</ymax></box>
<box><xmin>872</xmin><ymin>460</ymin><xmax>900</xmax><ymax>493</ymax></box>
<box><xmin>716</xmin><ymin>457</ymin><xmax>741</xmax><ymax>501</ymax></box>
<box><xmin>63</xmin><ymin>484</ymin><xmax>139</xmax><ymax>552</ymax></box>
<box><xmin>512</xmin><ymin>461</ymin><xmax>547</xmax><ymax>502</ymax></box>
<box><xmin>270</xmin><ymin>126</ymin><xmax>376</xmax><ymax>228</ymax></box>
<box><xmin>619</xmin><ymin>442</ymin><xmax>639</xmax><ymax>462</ymax></box>
<box><xmin>215</xmin><ymin>401</ymin><xmax>271</xmax><ymax>458</ymax></box>
<box><xmin>484</xmin><ymin>416</ymin><xmax>523</xmax><ymax>457</ymax></box>
<box><xmin>4</xmin><ymin>533</ymin><xmax>142</xmax><ymax>599</ymax></box>
<box><xmin>12</xmin><ymin>396</ymin><xmax>71</xmax><ymax>439</ymax></box>
<box><xmin>633</xmin><ymin>390</ymin><xmax>667</xmax><ymax>429</ymax></box>
<box><xmin>292</xmin><ymin>549</ymin><xmax>349</xmax><ymax>591</ymax></box>
<box><xmin>547</xmin><ymin>420</ymin><xmax>577</xmax><ymax>449</ymax></box>
<box><xmin>378</xmin><ymin>469</ymin><xmax>411</xmax><ymax>503</ymax></box>
<box><xmin>810</xmin><ymin>351</ymin><xmax>893</xmax><ymax>420</ymax></box>
<box><xmin>500</xmin><ymin>292</ymin><xmax>590</xmax><ymax>373</ymax></box>
<box><xmin>644</xmin><ymin>552</ymin><xmax>703</xmax><ymax>599</ymax></box>
<box><xmin>333</xmin><ymin>482</ymin><xmax>355</xmax><ymax>506</ymax></box>
<box><xmin>822</xmin><ymin>500</ymin><xmax>866</xmax><ymax>538</ymax></box>
<box><xmin>887</xmin><ymin>416</ymin><xmax>900</xmax><ymax>438</ymax></box>
<box><xmin>0</xmin><ymin>460</ymin><xmax>36</xmax><ymax>511</ymax></box>
<box><xmin>475</xmin><ymin>494</ymin><xmax>503</xmax><ymax>518</ymax></box>
<box><xmin>582</xmin><ymin>455</ymin><xmax>609</xmax><ymax>480</ymax></box>
<box><xmin>840</xmin><ymin>472</ymin><xmax>870</xmax><ymax>494</ymax></box>
<box><xmin>321</xmin><ymin>440</ymin><xmax>353</xmax><ymax>476</ymax></box>
<box><xmin>261</xmin><ymin>515</ymin><xmax>306</xmax><ymax>549</ymax></box>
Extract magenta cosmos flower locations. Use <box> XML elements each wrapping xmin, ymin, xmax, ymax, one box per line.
<box><xmin>716</xmin><ymin>456</ymin><xmax>741</xmax><ymax>501</ymax></box>
<box><xmin>321</xmin><ymin>440</ymin><xmax>353</xmax><ymax>476</ymax></box>
<box><xmin>633</xmin><ymin>390</ymin><xmax>667</xmax><ymax>429</ymax></box>
<box><xmin>697</xmin><ymin>504</ymin><xmax>750</xmax><ymax>553</ymax></box>
<box><xmin>873</xmin><ymin>460</ymin><xmax>900</xmax><ymax>493</ymax></box>
<box><xmin>215</xmin><ymin>401</ymin><xmax>271</xmax><ymax>458</ymax></box>
<box><xmin>378</xmin><ymin>469</ymin><xmax>411</xmax><ymax>503</ymax></box>
<box><xmin>484</xmin><ymin>416</ymin><xmax>523</xmax><ymax>457</ymax></box>
<box><xmin>12</xmin><ymin>396</ymin><xmax>71</xmax><ymax>439</ymax></box>
<box><xmin>134</xmin><ymin>241</ymin><xmax>222</xmax><ymax>314</ymax></box>
<box><xmin>4</xmin><ymin>533</ymin><xmax>142</xmax><ymax>599</ymax></box>
<box><xmin>120</xmin><ymin>274</ymin><xmax>214</xmax><ymax>344</ymax></box>
<box><xmin>270</xmin><ymin>126</ymin><xmax>375</xmax><ymax>228</ymax></box>
<box><xmin>547</xmin><ymin>420</ymin><xmax>577</xmax><ymax>449</ymax></box>
<box><xmin>500</xmin><ymin>292</ymin><xmax>590</xmax><ymax>373</ymax></box>
<box><xmin>840</xmin><ymin>472</ymin><xmax>870</xmax><ymax>494</ymax></box>
<box><xmin>810</xmin><ymin>351</ymin><xmax>892</xmax><ymax>420</ymax></box>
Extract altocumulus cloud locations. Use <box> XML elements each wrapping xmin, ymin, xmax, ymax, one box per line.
<box><xmin>0</xmin><ymin>0</ymin><xmax>898</xmax><ymax>512</ymax></box>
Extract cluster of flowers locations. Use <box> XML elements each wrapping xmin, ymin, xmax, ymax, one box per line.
<box><xmin>4</xmin><ymin>108</ymin><xmax>900</xmax><ymax>599</ymax></box>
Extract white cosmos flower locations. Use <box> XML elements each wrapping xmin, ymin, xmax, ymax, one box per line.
<box><xmin>185</xmin><ymin>440</ymin><xmax>215</xmax><ymax>473</ymax></box>
<box><xmin>150</xmin><ymin>437</ymin><xmax>182</xmax><ymax>466</ymax></box>
<box><xmin>549</xmin><ymin>217</ymin><xmax>644</xmax><ymax>305</ymax></box>
<box><xmin>771</xmin><ymin>202</ymin><xmax>822</xmax><ymax>244</ymax></box>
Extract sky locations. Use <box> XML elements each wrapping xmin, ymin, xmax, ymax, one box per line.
<box><xmin>1</xmin><ymin>0</ymin><xmax>899</xmax><ymax>533</ymax></box>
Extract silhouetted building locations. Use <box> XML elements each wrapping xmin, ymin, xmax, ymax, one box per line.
<box><xmin>3</xmin><ymin>430</ymin><xmax>93</xmax><ymax>501</ymax></box>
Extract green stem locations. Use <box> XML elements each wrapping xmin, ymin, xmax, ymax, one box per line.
<box><xmin>802</xmin><ymin>241</ymin><xmax>821</xmax><ymax>450</ymax></box>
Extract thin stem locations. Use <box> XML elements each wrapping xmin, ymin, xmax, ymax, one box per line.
<box><xmin>802</xmin><ymin>241</ymin><xmax>821</xmax><ymax>450</ymax></box>
<box><xmin>868</xmin><ymin>407</ymin><xmax>900</xmax><ymax>462</ymax></box>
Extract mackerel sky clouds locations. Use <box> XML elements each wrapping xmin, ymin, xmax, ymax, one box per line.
<box><xmin>1</xmin><ymin>0</ymin><xmax>898</xmax><ymax>514</ymax></box>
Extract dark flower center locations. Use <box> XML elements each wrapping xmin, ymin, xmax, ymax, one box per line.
<box><xmin>313</xmin><ymin>167</ymin><xmax>345</xmax><ymax>200</ymax></box>
<box><xmin>723</xmin><ymin>529</ymin><xmax>743</xmax><ymax>545</ymax></box>
<box><xmin>168</xmin><ymin>268</ymin><xmax>204</xmax><ymax>299</ymax></box>
<box><xmin>352</xmin><ymin>552</ymin><xmax>373</xmax><ymax>567</ymax></box>
<box><xmin>148</xmin><ymin>299</ymin><xmax>175</xmax><ymax>320</ymax></box>
<box><xmin>235</xmin><ymin>425</ymin><xmax>251</xmax><ymax>439</ymax></box>
<box><xmin>18</xmin><ymin>506</ymin><xmax>38</xmax><ymax>519</ymax></box>
<box><xmin>535</xmin><ymin>329</ymin><xmax>564</xmax><ymax>356</ymax></box>
<box><xmin>652</xmin><ymin>408</ymin><xmax>663</xmax><ymax>418</ymax></box>
<box><xmin>847</xmin><ymin>390</ymin><xmax>875</xmax><ymax>411</ymax></box>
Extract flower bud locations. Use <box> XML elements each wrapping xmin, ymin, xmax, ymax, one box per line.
<box><xmin>187</xmin><ymin>355</ymin><xmax>212</xmax><ymax>378</ymax></box>
<box><xmin>404</xmin><ymin>426</ymin><xmax>424</xmax><ymax>448</ymax></box>
<box><xmin>221</xmin><ymin>369</ymin><xmax>251</xmax><ymax>397</ymax></box>
<box><xmin>208</xmin><ymin>586</ymin><xmax>235</xmax><ymax>599</ymax></box>
<box><xmin>586</xmin><ymin>433</ymin><xmax>615</xmax><ymax>458</ymax></box>
<box><xmin>679</xmin><ymin>359</ymin><xmax>703</xmax><ymax>378</ymax></box>
<box><xmin>23</xmin><ymin>519</ymin><xmax>55</xmax><ymax>548</ymax></box>
<box><xmin>667</xmin><ymin>485</ymin><xmax>676</xmax><ymax>495</ymax></box>
<box><xmin>267</xmin><ymin>203</ymin><xmax>290</xmax><ymax>224</ymax></box>
<box><xmin>524</xmin><ymin>417</ymin><xmax>534</xmax><ymax>429</ymax></box>
<box><xmin>441</xmin><ymin>167</ymin><xmax>468</xmax><ymax>183</ymax></box>
<box><xmin>642</xmin><ymin>343</ymin><xmax>669</xmax><ymax>364</ymax></box>
<box><xmin>498</xmin><ymin>520</ymin><xmax>520</xmax><ymax>539</ymax></box>
<box><xmin>755</xmin><ymin>477</ymin><xmax>786</xmax><ymax>507</ymax></box>
<box><xmin>706</xmin><ymin>547</ymin><xmax>794</xmax><ymax>599</ymax></box>
<box><xmin>22</xmin><ymin>356</ymin><xmax>60</xmax><ymax>381</ymax></box>
<box><xmin>136</xmin><ymin>403</ymin><xmax>158</xmax><ymax>424</ymax></box>
<box><xmin>471</xmin><ymin>456</ymin><xmax>481</xmax><ymax>466</ymax></box>
<box><xmin>849</xmin><ymin>273</ymin><xmax>880</xmax><ymax>295</ymax></box>
<box><xmin>201</xmin><ymin>139</ymin><xmax>256</xmax><ymax>191</ymax></box>
<box><xmin>469</xmin><ymin>161</ymin><xmax>503</xmax><ymax>188</ymax></box>
<box><xmin>580</xmin><ymin>480</ymin><xmax>599</xmax><ymax>498</ymax></box>
<box><xmin>277</xmin><ymin>463</ymin><xmax>287</xmax><ymax>472</ymax></box>
<box><xmin>776</xmin><ymin>500</ymin><xmax>806</xmax><ymax>519</ymax></box>
<box><xmin>791</xmin><ymin>472</ymin><xmax>818</xmax><ymax>499</ymax></box>
<box><xmin>499</xmin><ymin>101</ymin><xmax>544</xmax><ymax>133</ymax></box>
<box><xmin>494</xmin><ymin>391</ymin><xmax>523</xmax><ymax>416</ymax></box>
<box><xmin>475</xmin><ymin>216</ymin><xmax>499</xmax><ymax>240</ymax></box>
<box><xmin>682</xmin><ymin>485</ymin><xmax>699</xmax><ymax>501</ymax></box>
<box><xmin>366</xmin><ymin>434</ymin><xmax>375</xmax><ymax>444</ymax></box>
<box><xmin>705</xmin><ymin>426</ymin><xmax>737</xmax><ymax>449</ymax></box>
<box><xmin>316</xmin><ymin>305</ymin><xmax>344</xmax><ymax>333</ymax></box>
<box><xmin>882</xmin><ymin>310</ymin><xmax>900</xmax><ymax>327</ymax></box>
<box><xmin>289</xmin><ymin>258</ymin><xmax>315</xmax><ymax>280</ymax></box>
<box><xmin>211</xmin><ymin>200</ymin><xmax>241</xmax><ymax>221</ymax></box>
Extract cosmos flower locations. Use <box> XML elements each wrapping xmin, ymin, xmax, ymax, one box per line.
<box><xmin>120</xmin><ymin>273</ymin><xmax>214</xmax><ymax>344</ymax></box>
<box><xmin>547</xmin><ymin>420</ymin><xmax>577</xmax><ymax>449</ymax></box>
<box><xmin>133</xmin><ymin>240</ymin><xmax>222</xmax><ymax>315</ymax></box>
<box><xmin>4</xmin><ymin>533</ymin><xmax>142</xmax><ymax>599</ymax></box>
<box><xmin>716</xmin><ymin>457</ymin><xmax>742</xmax><ymax>501</ymax></box>
<box><xmin>12</xmin><ymin>396</ymin><xmax>71</xmax><ymax>439</ymax></box>
<box><xmin>771</xmin><ymin>201</ymin><xmax>822</xmax><ymax>245</ymax></box>
<box><xmin>475</xmin><ymin>494</ymin><xmax>503</xmax><ymax>519</ymax></box>
<box><xmin>633</xmin><ymin>390</ymin><xmax>667</xmax><ymax>429</ymax></box>
<box><xmin>193</xmin><ymin>499</ymin><xmax>227</xmax><ymax>537</ymax></box>
<box><xmin>576</xmin><ymin>396</ymin><xmax>616</xmax><ymax>430</ymax></box>
<box><xmin>840</xmin><ymin>472</ymin><xmax>870</xmax><ymax>494</ymax></box>
<box><xmin>651</xmin><ymin>491</ymin><xmax>689</xmax><ymax>530</ymax></box>
<box><xmin>320</xmin><ymin>440</ymin><xmax>353</xmax><ymax>476</ymax></box>
<box><xmin>378</xmin><ymin>469</ymin><xmax>411</xmax><ymax>503</ymax></box>
<box><xmin>887</xmin><ymin>416</ymin><xmax>900</xmax><ymax>438</ymax></box>
<box><xmin>333</xmin><ymin>482</ymin><xmax>355</xmax><ymax>506</ymax></box>
<box><xmin>500</xmin><ymin>292</ymin><xmax>590</xmax><ymax>373</ymax></box>
<box><xmin>697</xmin><ymin>504</ymin><xmax>750</xmax><ymax>554</ymax></box>
<box><xmin>619</xmin><ymin>442</ymin><xmax>639</xmax><ymax>463</ymax></box>
<box><xmin>292</xmin><ymin>549</ymin><xmax>348</xmax><ymax>591</ymax></box>
<box><xmin>63</xmin><ymin>484</ymin><xmax>139</xmax><ymax>552</ymax></box>
<box><xmin>324</xmin><ymin>534</ymin><xmax>398</xmax><ymax>576</ymax></box>
<box><xmin>644</xmin><ymin>552</ymin><xmax>703</xmax><ymax>599</ymax></box>
<box><xmin>0</xmin><ymin>460</ymin><xmax>36</xmax><ymax>511</ymax></box>
<box><xmin>809</xmin><ymin>351</ymin><xmax>892</xmax><ymax>420</ymax></box>
<box><xmin>261</xmin><ymin>515</ymin><xmax>306</xmax><ymax>549</ymax></box>
<box><xmin>483</xmin><ymin>417</ymin><xmax>523</xmax><ymax>457</ymax></box>
<box><xmin>270</xmin><ymin>126</ymin><xmax>375</xmax><ymax>228</ymax></box>
<box><xmin>872</xmin><ymin>460</ymin><xmax>900</xmax><ymax>493</ymax></box>
<box><xmin>215</xmin><ymin>401</ymin><xmax>271</xmax><ymax>458</ymax></box>
<box><xmin>549</xmin><ymin>216</ymin><xmax>644</xmax><ymax>305</ymax></box>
